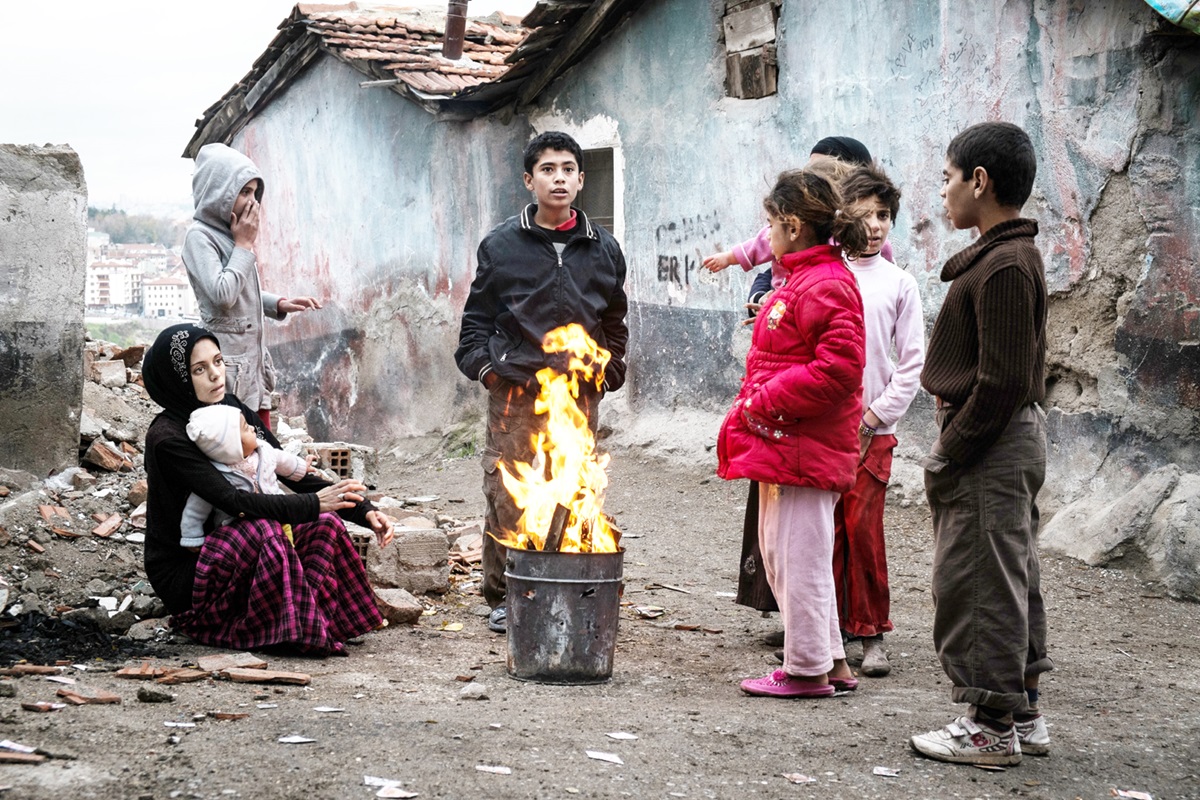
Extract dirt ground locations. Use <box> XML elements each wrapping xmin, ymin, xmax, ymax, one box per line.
<box><xmin>1</xmin><ymin>445</ymin><xmax>1198</xmax><ymax>800</ymax></box>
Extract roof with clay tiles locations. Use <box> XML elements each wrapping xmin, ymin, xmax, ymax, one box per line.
<box><xmin>184</xmin><ymin>1</ymin><xmax>643</xmax><ymax>157</ymax></box>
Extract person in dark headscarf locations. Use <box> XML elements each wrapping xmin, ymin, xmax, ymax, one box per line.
<box><xmin>142</xmin><ymin>323</ymin><xmax>392</xmax><ymax>655</ymax></box>
<box><xmin>810</xmin><ymin>135</ymin><xmax>874</xmax><ymax>166</ymax></box>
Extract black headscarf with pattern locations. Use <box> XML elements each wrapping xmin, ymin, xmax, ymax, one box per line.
<box><xmin>143</xmin><ymin>324</ymin><xmax>222</xmax><ymax>422</ymax></box>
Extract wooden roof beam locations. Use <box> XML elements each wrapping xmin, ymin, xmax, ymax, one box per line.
<box><xmin>515</xmin><ymin>0</ymin><xmax>621</xmax><ymax>108</ymax></box>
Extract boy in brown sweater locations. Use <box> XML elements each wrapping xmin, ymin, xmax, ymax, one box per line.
<box><xmin>910</xmin><ymin>122</ymin><xmax>1052</xmax><ymax>767</ymax></box>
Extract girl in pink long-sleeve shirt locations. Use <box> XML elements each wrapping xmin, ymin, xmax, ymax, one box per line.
<box><xmin>834</xmin><ymin>164</ymin><xmax>924</xmax><ymax>678</ymax></box>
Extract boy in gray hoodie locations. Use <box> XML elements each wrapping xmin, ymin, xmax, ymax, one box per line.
<box><xmin>183</xmin><ymin>144</ymin><xmax>321</xmax><ymax>427</ymax></box>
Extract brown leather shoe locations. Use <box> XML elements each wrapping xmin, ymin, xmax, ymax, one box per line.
<box><xmin>861</xmin><ymin>635</ymin><xmax>891</xmax><ymax>676</ymax></box>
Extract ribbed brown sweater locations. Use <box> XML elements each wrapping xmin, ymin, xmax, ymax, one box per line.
<box><xmin>920</xmin><ymin>219</ymin><xmax>1047</xmax><ymax>466</ymax></box>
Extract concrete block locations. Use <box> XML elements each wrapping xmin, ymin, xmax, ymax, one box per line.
<box><xmin>0</xmin><ymin>145</ymin><xmax>87</xmax><ymax>476</ymax></box>
<box><xmin>364</xmin><ymin>526</ymin><xmax>448</xmax><ymax>595</ymax></box>
<box><xmin>307</xmin><ymin>442</ymin><xmax>377</xmax><ymax>484</ymax></box>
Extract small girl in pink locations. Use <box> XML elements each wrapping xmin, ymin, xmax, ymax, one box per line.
<box><xmin>717</xmin><ymin>167</ymin><xmax>871</xmax><ymax>698</ymax></box>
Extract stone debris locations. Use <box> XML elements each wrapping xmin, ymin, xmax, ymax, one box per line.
<box><xmin>136</xmin><ymin>686</ymin><xmax>175</xmax><ymax>703</ymax></box>
<box><xmin>374</xmin><ymin>587</ymin><xmax>424</xmax><ymax>625</ymax></box>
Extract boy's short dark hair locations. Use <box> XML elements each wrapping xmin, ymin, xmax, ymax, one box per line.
<box><xmin>946</xmin><ymin>122</ymin><xmax>1036</xmax><ymax>208</ymax></box>
<box><xmin>523</xmin><ymin>131</ymin><xmax>584</xmax><ymax>174</ymax></box>
<box><xmin>841</xmin><ymin>163</ymin><xmax>901</xmax><ymax>220</ymax></box>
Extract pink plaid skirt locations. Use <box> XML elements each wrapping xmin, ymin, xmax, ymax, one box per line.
<box><xmin>172</xmin><ymin>513</ymin><xmax>382</xmax><ymax>655</ymax></box>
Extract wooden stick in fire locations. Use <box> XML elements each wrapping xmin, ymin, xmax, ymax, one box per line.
<box><xmin>543</xmin><ymin>503</ymin><xmax>571</xmax><ymax>551</ymax></box>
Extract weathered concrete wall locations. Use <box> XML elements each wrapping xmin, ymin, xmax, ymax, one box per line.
<box><xmin>527</xmin><ymin>0</ymin><xmax>1200</xmax><ymax>510</ymax></box>
<box><xmin>228</xmin><ymin>58</ymin><xmax>529</xmax><ymax>443</ymax></box>
<box><xmin>0</xmin><ymin>145</ymin><xmax>87</xmax><ymax>477</ymax></box>
<box><xmin>223</xmin><ymin>1</ymin><xmax>1200</xmax><ymax>515</ymax></box>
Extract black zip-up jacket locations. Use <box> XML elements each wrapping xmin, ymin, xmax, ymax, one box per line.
<box><xmin>455</xmin><ymin>205</ymin><xmax>629</xmax><ymax>390</ymax></box>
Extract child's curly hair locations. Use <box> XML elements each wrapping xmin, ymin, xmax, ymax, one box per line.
<box><xmin>763</xmin><ymin>168</ymin><xmax>872</xmax><ymax>258</ymax></box>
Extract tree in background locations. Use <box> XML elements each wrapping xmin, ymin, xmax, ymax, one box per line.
<box><xmin>88</xmin><ymin>206</ymin><xmax>188</xmax><ymax>247</ymax></box>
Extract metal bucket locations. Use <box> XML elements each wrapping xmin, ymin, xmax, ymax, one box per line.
<box><xmin>505</xmin><ymin>547</ymin><xmax>624</xmax><ymax>684</ymax></box>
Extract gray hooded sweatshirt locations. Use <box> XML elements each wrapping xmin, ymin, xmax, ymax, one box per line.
<box><xmin>182</xmin><ymin>143</ymin><xmax>285</xmax><ymax>411</ymax></box>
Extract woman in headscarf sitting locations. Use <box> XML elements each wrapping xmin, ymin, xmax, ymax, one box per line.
<box><xmin>142</xmin><ymin>323</ymin><xmax>394</xmax><ymax>655</ymax></box>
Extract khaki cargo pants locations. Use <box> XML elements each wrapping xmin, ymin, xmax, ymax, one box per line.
<box><xmin>923</xmin><ymin>403</ymin><xmax>1054</xmax><ymax>712</ymax></box>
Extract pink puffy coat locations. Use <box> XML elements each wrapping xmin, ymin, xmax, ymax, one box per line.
<box><xmin>717</xmin><ymin>245</ymin><xmax>865</xmax><ymax>493</ymax></box>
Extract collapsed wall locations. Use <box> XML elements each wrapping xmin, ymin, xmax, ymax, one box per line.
<box><xmin>0</xmin><ymin>145</ymin><xmax>87</xmax><ymax>477</ymax></box>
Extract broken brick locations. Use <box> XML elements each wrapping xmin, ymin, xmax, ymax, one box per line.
<box><xmin>114</xmin><ymin>662</ymin><xmax>169</xmax><ymax>680</ymax></box>
<box><xmin>91</xmin><ymin>514</ymin><xmax>122</xmax><ymax>538</ymax></box>
<box><xmin>115</xmin><ymin>344</ymin><xmax>146</xmax><ymax>368</ymax></box>
<box><xmin>56</xmin><ymin>687</ymin><xmax>121</xmax><ymax>705</ymax></box>
<box><xmin>156</xmin><ymin>669</ymin><xmax>209</xmax><ymax>685</ymax></box>
<box><xmin>126</xmin><ymin>479</ymin><xmax>149</xmax><ymax>507</ymax></box>
<box><xmin>207</xmin><ymin>711</ymin><xmax>250</xmax><ymax>721</ymax></box>
<box><xmin>8</xmin><ymin>665</ymin><xmax>62</xmax><ymax>676</ymax></box>
<box><xmin>0</xmin><ymin>752</ymin><xmax>47</xmax><ymax>764</ymax></box>
<box><xmin>82</xmin><ymin>439</ymin><xmax>132</xmax><ymax>472</ymax></box>
<box><xmin>219</xmin><ymin>667</ymin><xmax>310</xmax><ymax>686</ymax></box>
<box><xmin>21</xmin><ymin>702</ymin><xmax>66</xmax><ymax>712</ymax></box>
<box><xmin>196</xmin><ymin>653</ymin><xmax>267</xmax><ymax>672</ymax></box>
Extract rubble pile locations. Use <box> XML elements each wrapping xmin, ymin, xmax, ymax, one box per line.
<box><xmin>0</xmin><ymin>336</ymin><xmax>487</xmax><ymax>665</ymax></box>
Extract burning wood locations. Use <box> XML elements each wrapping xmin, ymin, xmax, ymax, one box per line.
<box><xmin>495</xmin><ymin>324</ymin><xmax>621</xmax><ymax>554</ymax></box>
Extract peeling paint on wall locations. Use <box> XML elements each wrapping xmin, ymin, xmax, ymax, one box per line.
<box><xmin>228</xmin><ymin>58</ymin><xmax>528</xmax><ymax>444</ymax></box>
<box><xmin>220</xmin><ymin>0</ymin><xmax>1200</xmax><ymax>510</ymax></box>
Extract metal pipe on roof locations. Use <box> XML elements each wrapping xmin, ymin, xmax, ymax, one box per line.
<box><xmin>443</xmin><ymin>0</ymin><xmax>468</xmax><ymax>60</ymax></box>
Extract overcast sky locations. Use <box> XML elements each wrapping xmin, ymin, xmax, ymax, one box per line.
<box><xmin>0</xmin><ymin>1</ymin><xmax>535</xmax><ymax>215</ymax></box>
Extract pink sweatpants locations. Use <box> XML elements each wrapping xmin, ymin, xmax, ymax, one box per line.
<box><xmin>759</xmin><ymin>482</ymin><xmax>844</xmax><ymax>677</ymax></box>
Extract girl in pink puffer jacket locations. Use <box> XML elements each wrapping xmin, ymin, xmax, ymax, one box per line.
<box><xmin>718</xmin><ymin>168</ymin><xmax>869</xmax><ymax>699</ymax></box>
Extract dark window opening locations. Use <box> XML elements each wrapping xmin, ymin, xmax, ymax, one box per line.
<box><xmin>578</xmin><ymin>148</ymin><xmax>615</xmax><ymax>230</ymax></box>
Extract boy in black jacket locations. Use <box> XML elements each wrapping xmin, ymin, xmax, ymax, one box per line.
<box><xmin>455</xmin><ymin>131</ymin><xmax>629</xmax><ymax>633</ymax></box>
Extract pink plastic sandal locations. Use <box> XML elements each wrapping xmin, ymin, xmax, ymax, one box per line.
<box><xmin>740</xmin><ymin>670</ymin><xmax>836</xmax><ymax>698</ymax></box>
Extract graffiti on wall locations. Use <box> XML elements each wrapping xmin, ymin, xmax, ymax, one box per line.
<box><xmin>654</xmin><ymin>211</ymin><xmax>723</xmax><ymax>287</ymax></box>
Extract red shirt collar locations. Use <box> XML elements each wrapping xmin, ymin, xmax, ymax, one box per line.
<box><xmin>554</xmin><ymin>209</ymin><xmax>578</xmax><ymax>231</ymax></box>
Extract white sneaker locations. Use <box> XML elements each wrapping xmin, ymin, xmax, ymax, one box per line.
<box><xmin>910</xmin><ymin>716</ymin><xmax>1022</xmax><ymax>766</ymax></box>
<box><xmin>1014</xmin><ymin>714</ymin><xmax>1050</xmax><ymax>755</ymax></box>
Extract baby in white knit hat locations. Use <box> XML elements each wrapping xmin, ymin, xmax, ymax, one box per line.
<box><xmin>181</xmin><ymin>405</ymin><xmax>310</xmax><ymax>549</ymax></box>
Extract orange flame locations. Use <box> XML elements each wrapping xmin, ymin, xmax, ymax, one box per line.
<box><xmin>496</xmin><ymin>324</ymin><xmax>620</xmax><ymax>553</ymax></box>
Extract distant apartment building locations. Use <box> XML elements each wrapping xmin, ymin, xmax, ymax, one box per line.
<box><xmin>106</xmin><ymin>243</ymin><xmax>180</xmax><ymax>274</ymax></box>
<box><xmin>86</xmin><ymin>229</ymin><xmax>111</xmax><ymax>265</ymax></box>
<box><xmin>142</xmin><ymin>270</ymin><xmax>197</xmax><ymax>319</ymax></box>
<box><xmin>85</xmin><ymin>262</ymin><xmax>142</xmax><ymax>312</ymax></box>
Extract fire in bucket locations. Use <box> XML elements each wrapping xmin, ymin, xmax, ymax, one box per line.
<box><xmin>495</xmin><ymin>324</ymin><xmax>624</xmax><ymax>684</ymax></box>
